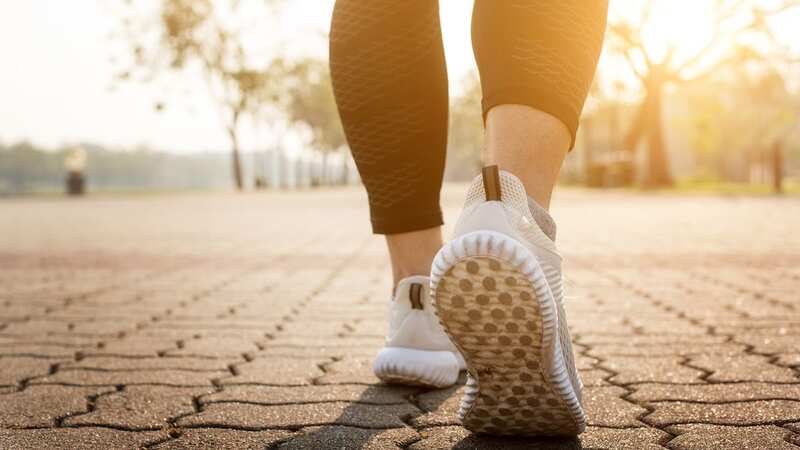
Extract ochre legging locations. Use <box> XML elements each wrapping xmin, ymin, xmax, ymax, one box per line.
<box><xmin>330</xmin><ymin>1</ymin><xmax>608</xmax><ymax>234</ymax></box>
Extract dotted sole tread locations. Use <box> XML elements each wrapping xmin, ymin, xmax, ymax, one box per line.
<box><xmin>431</xmin><ymin>231</ymin><xmax>585</xmax><ymax>436</ymax></box>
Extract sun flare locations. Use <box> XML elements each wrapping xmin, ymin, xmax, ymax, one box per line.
<box><xmin>639</xmin><ymin>0</ymin><xmax>717</xmax><ymax>63</ymax></box>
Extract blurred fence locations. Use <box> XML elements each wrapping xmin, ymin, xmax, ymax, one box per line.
<box><xmin>0</xmin><ymin>143</ymin><xmax>359</xmax><ymax>195</ymax></box>
<box><xmin>262</xmin><ymin>148</ymin><xmax>359</xmax><ymax>189</ymax></box>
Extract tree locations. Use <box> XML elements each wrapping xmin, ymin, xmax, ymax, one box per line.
<box><xmin>606</xmin><ymin>0</ymin><xmax>800</xmax><ymax>187</ymax></box>
<box><xmin>283</xmin><ymin>58</ymin><xmax>346</xmax><ymax>153</ymax></box>
<box><xmin>680</xmin><ymin>64</ymin><xmax>797</xmax><ymax>184</ymax></box>
<box><xmin>447</xmin><ymin>74</ymin><xmax>484</xmax><ymax>180</ymax></box>
<box><xmin>115</xmin><ymin>0</ymin><xmax>285</xmax><ymax>190</ymax></box>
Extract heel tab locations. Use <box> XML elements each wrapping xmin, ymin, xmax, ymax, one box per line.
<box><xmin>481</xmin><ymin>165</ymin><xmax>502</xmax><ymax>201</ymax></box>
<box><xmin>409</xmin><ymin>283</ymin><xmax>424</xmax><ymax>310</ymax></box>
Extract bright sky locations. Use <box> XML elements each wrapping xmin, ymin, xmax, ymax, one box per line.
<box><xmin>0</xmin><ymin>0</ymin><xmax>475</xmax><ymax>153</ymax></box>
<box><xmin>0</xmin><ymin>1</ymin><xmax>796</xmax><ymax>153</ymax></box>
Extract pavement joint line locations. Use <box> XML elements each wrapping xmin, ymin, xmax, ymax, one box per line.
<box><xmin>141</xmin><ymin>429</ymin><xmax>183</xmax><ymax>450</ymax></box>
<box><xmin>590</xmin><ymin>304</ymin><xmax>680</xmax><ymax>440</ymax></box>
<box><xmin>698</xmin><ymin>271</ymin><xmax>798</xmax><ymax>312</ymax></box>
<box><xmin>77</xmin><ymin>352</ymin><xmax>249</xmax><ymax>360</ymax></box>
<box><xmin>176</xmin><ymin>421</ymin><xmax>414</xmax><ymax>432</ymax></box>
<box><xmin>643</xmin><ymin>398</ymin><xmax>800</xmax><ymax>405</ymax></box>
<box><xmin>659</xmin><ymin>431</ymin><xmax>681</xmax><ymax>449</ymax></box>
<box><xmin>679</xmin><ymin>356</ymin><xmax>714</xmax><ymax>382</ymax></box>
<box><xmin>661</xmin><ymin>419</ymin><xmax>800</xmax><ymax>429</ymax></box>
<box><xmin>51</xmin><ymin>366</ymin><xmax>241</xmax><ymax>373</ymax></box>
<box><xmin>53</xmin><ymin>386</ymin><xmax>122</xmax><ymax>429</ymax></box>
<box><xmin>59</xmin><ymin>422</ymin><xmax>165</xmax><ymax>433</ymax></box>
<box><xmin>310</xmin><ymin>359</ymin><xmax>337</xmax><ymax>386</ymax></box>
<box><xmin>199</xmin><ymin>399</ymin><xmax>413</xmax><ymax>407</ymax></box>
<box><xmin>24</xmin><ymin>382</ymin><xmax>219</xmax><ymax>388</ymax></box>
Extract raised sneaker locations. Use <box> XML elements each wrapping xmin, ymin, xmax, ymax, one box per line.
<box><xmin>431</xmin><ymin>165</ymin><xmax>584</xmax><ymax>436</ymax></box>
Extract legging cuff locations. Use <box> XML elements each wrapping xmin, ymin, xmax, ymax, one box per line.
<box><xmin>482</xmin><ymin>85</ymin><xmax>580</xmax><ymax>150</ymax></box>
<box><xmin>370</xmin><ymin>208</ymin><xmax>443</xmax><ymax>235</ymax></box>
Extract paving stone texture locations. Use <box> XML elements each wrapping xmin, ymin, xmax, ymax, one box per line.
<box><xmin>1</xmin><ymin>187</ymin><xmax>799</xmax><ymax>449</ymax></box>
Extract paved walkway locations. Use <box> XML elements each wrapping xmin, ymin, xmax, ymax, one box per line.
<box><xmin>1</xmin><ymin>186</ymin><xmax>799</xmax><ymax>449</ymax></box>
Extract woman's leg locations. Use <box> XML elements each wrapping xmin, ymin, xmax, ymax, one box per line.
<box><xmin>424</xmin><ymin>0</ymin><xmax>609</xmax><ymax>435</ymax></box>
<box><xmin>329</xmin><ymin>0</ymin><xmax>448</xmax><ymax>287</ymax></box>
<box><xmin>472</xmin><ymin>0</ymin><xmax>608</xmax><ymax>209</ymax></box>
<box><xmin>330</xmin><ymin>2</ymin><xmax>465</xmax><ymax>390</ymax></box>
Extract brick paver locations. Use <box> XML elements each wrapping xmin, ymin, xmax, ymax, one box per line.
<box><xmin>1</xmin><ymin>187</ymin><xmax>799</xmax><ymax>449</ymax></box>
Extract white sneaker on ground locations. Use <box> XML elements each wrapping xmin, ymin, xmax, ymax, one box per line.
<box><xmin>373</xmin><ymin>275</ymin><xmax>466</xmax><ymax>388</ymax></box>
<box><xmin>431</xmin><ymin>166</ymin><xmax>585</xmax><ymax>436</ymax></box>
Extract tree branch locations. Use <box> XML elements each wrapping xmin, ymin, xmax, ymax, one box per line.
<box><xmin>607</xmin><ymin>18</ymin><xmax>655</xmax><ymax>81</ymax></box>
<box><xmin>622</xmin><ymin>48</ymin><xmax>647</xmax><ymax>81</ymax></box>
<box><xmin>676</xmin><ymin>0</ymin><xmax>800</xmax><ymax>80</ymax></box>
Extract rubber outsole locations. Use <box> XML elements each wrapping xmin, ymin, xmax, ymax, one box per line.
<box><xmin>431</xmin><ymin>230</ymin><xmax>585</xmax><ymax>436</ymax></box>
<box><xmin>373</xmin><ymin>347</ymin><xmax>460</xmax><ymax>388</ymax></box>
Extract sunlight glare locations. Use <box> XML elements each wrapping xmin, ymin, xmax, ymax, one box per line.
<box><xmin>639</xmin><ymin>0</ymin><xmax>715</xmax><ymax>64</ymax></box>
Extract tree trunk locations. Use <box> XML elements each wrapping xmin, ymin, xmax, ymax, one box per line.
<box><xmin>582</xmin><ymin>116</ymin><xmax>598</xmax><ymax>186</ymax></box>
<box><xmin>773</xmin><ymin>142</ymin><xmax>783</xmax><ymax>194</ymax></box>
<box><xmin>609</xmin><ymin>103</ymin><xmax>620</xmax><ymax>149</ymax></box>
<box><xmin>642</xmin><ymin>74</ymin><xmax>673</xmax><ymax>188</ymax></box>
<box><xmin>228</xmin><ymin>125</ymin><xmax>244</xmax><ymax>191</ymax></box>
<box><xmin>321</xmin><ymin>152</ymin><xmax>329</xmax><ymax>186</ymax></box>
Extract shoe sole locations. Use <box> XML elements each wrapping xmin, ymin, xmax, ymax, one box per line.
<box><xmin>431</xmin><ymin>230</ymin><xmax>585</xmax><ymax>436</ymax></box>
<box><xmin>373</xmin><ymin>347</ymin><xmax>459</xmax><ymax>388</ymax></box>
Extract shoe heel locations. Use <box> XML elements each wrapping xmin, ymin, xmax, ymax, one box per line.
<box><xmin>373</xmin><ymin>347</ymin><xmax>459</xmax><ymax>388</ymax></box>
<box><xmin>431</xmin><ymin>230</ymin><xmax>585</xmax><ymax>436</ymax></box>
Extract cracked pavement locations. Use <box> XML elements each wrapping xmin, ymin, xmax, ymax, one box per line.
<box><xmin>1</xmin><ymin>187</ymin><xmax>799</xmax><ymax>449</ymax></box>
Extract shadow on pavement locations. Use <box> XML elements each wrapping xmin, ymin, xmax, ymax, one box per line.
<box><xmin>448</xmin><ymin>434</ymin><xmax>581</xmax><ymax>449</ymax></box>
<box><xmin>278</xmin><ymin>380</ymin><xmax>583</xmax><ymax>449</ymax></box>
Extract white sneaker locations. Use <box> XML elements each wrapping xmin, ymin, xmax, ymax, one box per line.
<box><xmin>373</xmin><ymin>275</ymin><xmax>466</xmax><ymax>388</ymax></box>
<box><xmin>431</xmin><ymin>166</ymin><xmax>585</xmax><ymax>436</ymax></box>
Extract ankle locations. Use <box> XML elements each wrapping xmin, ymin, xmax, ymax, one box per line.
<box><xmin>483</xmin><ymin>104</ymin><xmax>569</xmax><ymax>210</ymax></box>
<box><xmin>386</xmin><ymin>227</ymin><xmax>442</xmax><ymax>288</ymax></box>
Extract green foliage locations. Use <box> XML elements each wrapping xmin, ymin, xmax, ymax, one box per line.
<box><xmin>603</xmin><ymin>0</ymin><xmax>800</xmax><ymax>187</ymax></box>
<box><xmin>679</xmin><ymin>63</ymin><xmax>798</xmax><ymax>180</ymax></box>
<box><xmin>159</xmin><ymin>0</ymin><xmax>213</xmax><ymax>68</ymax></box>
<box><xmin>282</xmin><ymin>58</ymin><xmax>346</xmax><ymax>152</ymax></box>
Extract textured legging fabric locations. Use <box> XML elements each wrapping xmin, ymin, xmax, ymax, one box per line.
<box><xmin>330</xmin><ymin>0</ymin><xmax>608</xmax><ymax>234</ymax></box>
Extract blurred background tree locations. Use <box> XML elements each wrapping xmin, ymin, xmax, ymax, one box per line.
<box><xmin>281</xmin><ymin>57</ymin><xmax>349</xmax><ymax>184</ymax></box>
<box><xmin>283</xmin><ymin>58</ymin><xmax>345</xmax><ymax>153</ymax></box>
<box><xmin>679</xmin><ymin>64</ymin><xmax>797</xmax><ymax>185</ymax></box>
<box><xmin>446</xmin><ymin>74</ymin><xmax>484</xmax><ymax>180</ymax></box>
<box><xmin>115</xmin><ymin>0</ymin><xmax>286</xmax><ymax>190</ymax></box>
<box><xmin>605</xmin><ymin>0</ymin><xmax>800</xmax><ymax>187</ymax></box>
